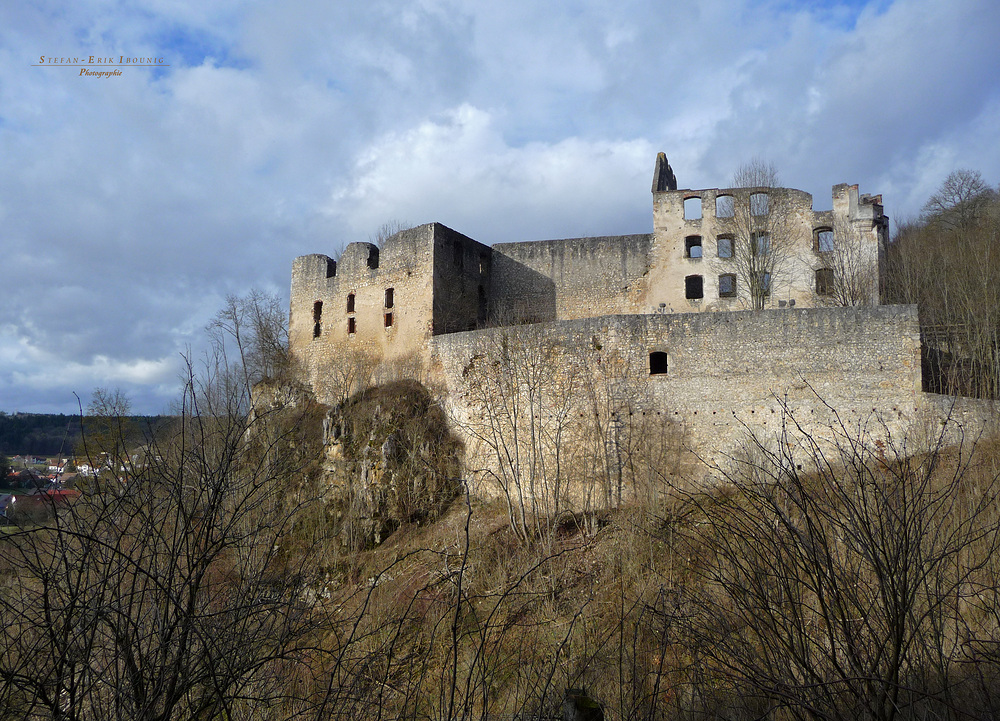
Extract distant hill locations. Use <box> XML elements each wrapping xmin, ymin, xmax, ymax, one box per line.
<box><xmin>0</xmin><ymin>412</ymin><xmax>169</xmax><ymax>457</ymax></box>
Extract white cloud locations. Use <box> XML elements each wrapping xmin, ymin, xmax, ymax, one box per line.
<box><xmin>328</xmin><ymin>104</ymin><xmax>654</xmax><ymax>243</ymax></box>
<box><xmin>1</xmin><ymin>0</ymin><xmax>999</xmax><ymax>412</ymax></box>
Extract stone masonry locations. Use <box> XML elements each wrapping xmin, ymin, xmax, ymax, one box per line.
<box><xmin>290</xmin><ymin>153</ymin><xmax>990</xmax><ymax>496</ymax></box>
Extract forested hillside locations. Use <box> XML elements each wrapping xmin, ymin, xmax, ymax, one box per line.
<box><xmin>0</xmin><ymin>412</ymin><xmax>168</xmax><ymax>456</ymax></box>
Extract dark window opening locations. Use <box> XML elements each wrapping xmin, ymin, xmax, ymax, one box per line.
<box><xmin>816</xmin><ymin>268</ymin><xmax>835</xmax><ymax>295</ymax></box>
<box><xmin>716</xmin><ymin>194</ymin><xmax>734</xmax><ymax>218</ymax></box>
<box><xmin>346</xmin><ymin>293</ymin><xmax>355</xmax><ymax>313</ymax></box>
<box><xmin>479</xmin><ymin>253</ymin><xmax>490</xmax><ymax>275</ymax></box>
<box><xmin>685</xmin><ymin>275</ymin><xmax>704</xmax><ymax>300</ymax></box>
<box><xmin>719</xmin><ymin>273</ymin><xmax>737</xmax><ymax>298</ymax></box>
<box><xmin>367</xmin><ymin>248</ymin><xmax>379</xmax><ymax>269</ymax></box>
<box><xmin>313</xmin><ymin>300</ymin><xmax>323</xmax><ymax>323</ymax></box>
<box><xmin>385</xmin><ymin>287</ymin><xmax>394</xmax><ymax>308</ymax></box>
<box><xmin>384</xmin><ymin>312</ymin><xmax>393</xmax><ymax>328</ymax></box>
<box><xmin>453</xmin><ymin>240</ymin><xmax>463</xmax><ymax>269</ymax></box>
<box><xmin>347</xmin><ymin>317</ymin><xmax>356</xmax><ymax>334</ymax></box>
<box><xmin>683</xmin><ymin>196</ymin><xmax>702</xmax><ymax>220</ymax></box>
<box><xmin>717</xmin><ymin>235</ymin><xmax>733</xmax><ymax>258</ymax></box>
<box><xmin>685</xmin><ymin>235</ymin><xmax>703</xmax><ymax>259</ymax></box>
<box><xmin>313</xmin><ymin>323</ymin><xmax>321</xmax><ymax>339</ymax></box>
<box><xmin>649</xmin><ymin>352</ymin><xmax>669</xmax><ymax>375</ymax></box>
<box><xmin>816</xmin><ymin>229</ymin><xmax>834</xmax><ymax>253</ymax></box>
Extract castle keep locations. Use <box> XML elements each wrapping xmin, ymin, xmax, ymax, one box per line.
<box><xmin>290</xmin><ymin>153</ymin><xmax>974</xmax><ymax>495</ymax></box>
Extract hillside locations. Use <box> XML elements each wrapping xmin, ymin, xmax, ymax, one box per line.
<box><xmin>0</xmin><ymin>412</ymin><xmax>170</xmax><ymax>457</ymax></box>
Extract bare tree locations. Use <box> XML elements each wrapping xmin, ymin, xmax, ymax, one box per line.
<box><xmin>665</xmin><ymin>402</ymin><xmax>1000</xmax><ymax>721</ymax></box>
<box><xmin>368</xmin><ymin>219</ymin><xmax>412</xmax><ymax>249</ymax></box>
<box><xmin>0</xmin><ymin>306</ymin><xmax>333</xmax><ymax>720</ymax></box>
<box><xmin>816</xmin><ymin>215</ymin><xmax>879</xmax><ymax>306</ymax></box>
<box><xmin>721</xmin><ymin>159</ymin><xmax>795</xmax><ymax>310</ymax></box>
<box><xmin>208</xmin><ymin>287</ymin><xmax>292</xmax><ymax>386</ymax></box>
<box><xmin>921</xmin><ymin>169</ymin><xmax>997</xmax><ymax>231</ymax></box>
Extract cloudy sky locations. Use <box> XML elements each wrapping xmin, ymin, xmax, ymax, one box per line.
<box><xmin>2</xmin><ymin>0</ymin><xmax>999</xmax><ymax>414</ymax></box>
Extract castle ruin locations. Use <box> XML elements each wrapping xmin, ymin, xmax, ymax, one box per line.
<box><xmin>290</xmin><ymin>154</ymin><xmax>988</xmax><ymax>498</ymax></box>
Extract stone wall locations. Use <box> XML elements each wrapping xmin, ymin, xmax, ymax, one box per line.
<box><xmin>431</xmin><ymin>305</ymin><xmax>925</xmax><ymax>492</ymax></box>
<box><xmin>290</xmin><ymin>224</ymin><xmax>438</xmax><ymax>404</ymax></box>
<box><xmin>490</xmin><ymin>234</ymin><xmax>654</xmax><ymax>322</ymax></box>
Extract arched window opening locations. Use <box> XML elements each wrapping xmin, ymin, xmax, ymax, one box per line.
<box><xmin>649</xmin><ymin>352</ymin><xmax>669</xmax><ymax>375</ymax></box>
<box><xmin>716</xmin><ymin>194</ymin><xmax>735</xmax><ymax>218</ymax></box>
<box><xmin>684</xmin><ymin>196</ymin><xmax>702</xmax><ymax>220</ymax></box>
<box><xmin>750</xmin><ymin>192</ymin><xmax>769</xmax><ymax>216</ymax></box>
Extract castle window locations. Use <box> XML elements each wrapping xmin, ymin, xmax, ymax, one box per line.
<box><xmin>649</xmin><ymin>352</ymin><xmax>669</xmax><ymax>375</ymax></box>
<box><xmin>312</xmin><ymin>301</ymin><xmax>323</xmax><ymax>338</ymax></box>
<box><xmin>685</xmin><ymin>275</ymin><xmax>704</xmax><ymax>300</ymax></box>
<box><xmin>751</xmin><ymin>232</ymin><xmax>770</xmax><ymax>256</ymax></box>
<box><xmin>347</xmin><ymin>317</ymin><xmax>356</xmax><ymax>334</ymax></box>
<box><xmin>684</xmin><ymin>196</ymin><xmax>702</xmax><ymax>220</ymax></box>
<box><xmin>479</xmin><ymin>253</ymin><xmax>490</xmax><ymax>275</ymax></box>
<box><xmin>719</xmin><ymin>273</ymin><xmax>737</xmax><ymax>298</ymax></box>
<box><xmin>750</xmin><ymin>192</ymin><xmax>769</xmax><ymax>216</ymax></box>
<box><xmin>347</xmin><ymin>293</ymin><xmax>355</xmax><ymax>313</ymax></box>
<box><xmin>384</xmin><ymin>312</ymin><xmax>394</xmax><ymax>328</ymax></box>
<box><xmin>816</xmin><ymin>228</ymin><xmax>835</xmax><ymax>253</ymax></box>
<box><xmin>385</xmin><ymin>287</ymin><xmax>394</xmax><ymax>309</ymax></box>
<box><xmin>758</xmin><ymin>271</ymin><xmax>772</xmax><ymax>296</ymax></box>
<box><xmin>453</xmin><ymin>240</ymin><xmax>463</xmax><ymax>269</ymax></box>
<box><xmin>717</xmin><ymin>235</ymin><xmax>734</xmax><ymax>258</ymax></box>
<box><xmin>816</xmin><ymin>268</ymin><xmax>835</xmax><ymax>295</ymax></box>
<box><xmin>685</xmin><ymin>235</ymin><xmax>703</xmax><ymax>259</ymax></box>
<box><xmin>716</xmin><ymin>194</ymin><xmax>734</xmax><ymax>218</ymax></box>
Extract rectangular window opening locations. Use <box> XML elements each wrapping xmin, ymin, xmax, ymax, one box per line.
<box><xmin>717</xmin><ymin>235</ymin><xmax>733</xmax><ymax>258</ymax></box>
<box><xmin>347</xmin><ymin>293</ymin><xmax>355</xmax><ymax>313</ymax></box>
<box><xmin>384</xmin><ymin>312</ymin><xmax>393</xmax><ymax>328</ymax></box>
<box><xmin>719</xmin><ymin>273</ymin><xmax>737</xmax><ymax>298</ymax></box>
<box><xmin>685</xmin><ymin>275</ymin><xmax>704</xmax><ymax>300</ymax></box>
<box><xmin>649</xmin><ymin>352</ymin><xmax>669</xmax><ymax>375</ymax></box>
<box><xmin>816</xmin><ymin>268</ymin><xmax>835</xmax><ymax>296</ymax></box>
<box><xmin>685</xmin><ymin>235</ymin><xmax>703</xmax><ymax>259</ymax></box>
<box><xmin>385</xmin><ymin>287</ymin><xmax>394</xmax><ymax>308</ymax></box>
<box><xmin>816</xmin><ymin>229</ymin><xmax>835</xmax><ymax>253</ymax></box>
<box><xmin>347</xmin><ymin>317</ymin><xmax>356</xmax><ymax>334</ymax></box>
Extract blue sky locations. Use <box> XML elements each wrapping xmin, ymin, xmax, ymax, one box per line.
<box><xmin>1</xmin><ymin>0</ymin><xmax>999</xmax><ymax>414</ymax></box>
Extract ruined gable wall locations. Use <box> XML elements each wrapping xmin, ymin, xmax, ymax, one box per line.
<box><xmin>290</xmin><ymin>224</ymin><xmax>438</xmax><ymax>405</ymax></box>
<box><xmin>430</xmin><ymin>305</ymin><xmax>923</xmax><ymax>495</ymax></box>
<box><xmin>490</xmin><ymin>234</ymin><xmax>654</xmax><ymax>323</ymax></box>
